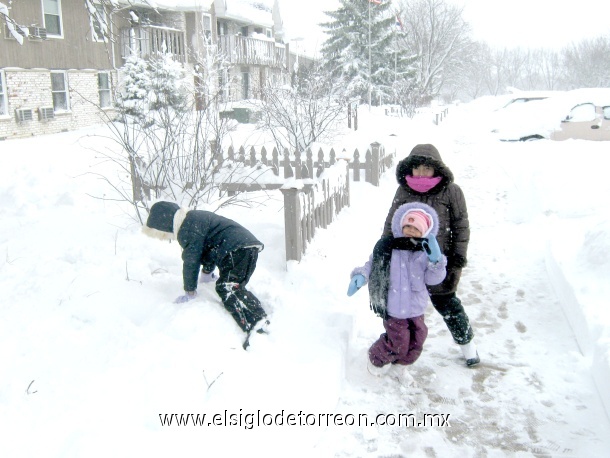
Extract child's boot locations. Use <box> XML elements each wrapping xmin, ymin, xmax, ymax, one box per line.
<box><xmin>389</xmin><ymin>364</ymin><xmax>416</xmax><ymax>386</ymax></box>
<box><xmin>460</xmin><ymin>341</ymin><xmax>480</xmax><ymax>366</ymax></box>
<box><xmin>367</xmin><ymin>360</ymin><xmax>391</xmax><ymax>377</ymax></box>
<box><xmin>243</xmin><ymin>319</ymin><xmax>271</xmax><ymax>350</ymax></box>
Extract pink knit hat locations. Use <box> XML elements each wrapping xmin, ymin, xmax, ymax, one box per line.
<box><xmin>401</xmin><ymin>209</ymin><xmax>432</xmax><ymax>236</ymax></box>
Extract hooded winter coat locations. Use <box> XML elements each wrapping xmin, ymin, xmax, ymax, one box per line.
<box><xmin>383</xmin><ymin>144</ymin><xmax>469</xmax><ymax>294</ymax></box>
<box><xmin>143</xmin><ymin>201</ymin><xmax>263</xmax><ymax>292</ymax></box>
<box><xmin>352</xmin><ymin>202</ymin><xmax>447</xmax><ymax>320</ymax></box>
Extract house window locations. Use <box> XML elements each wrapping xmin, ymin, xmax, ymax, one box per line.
<box><xmin>91</xmin><ymin>3</ymin><xmax>108</xmax><ymax>42</ymax></box>
<box><xmin>0</xmin><ymin>70</ymin><xmax>7</xmax><ymax>116</ymax></box>
<box><xmin>43</xmin><ymin>0</ymin><xmax>63</xmax><ymax>37</ymax></box>
<box><xmin>51</xmin><ymin>71</ymin><xmax>70</xmax><ymax>111</ymax></box>
<box><xmin>266</xmin><ymin>28</ymin><xmax>272</xmax><ymax>38</ymax></box>
<box><xmin>217</xmin><ymin>21</ymin><xmax>228</xmax><ymax>36</ymax></box>
<box><xmin>98</xmin><ymin>72</ymin><xmax>111</xmax><ymax>108</ymax></box>
<box><xmin>202</xmin><ymin>14</ymin><xmax>212</xmax><ymax>42</ymax></box>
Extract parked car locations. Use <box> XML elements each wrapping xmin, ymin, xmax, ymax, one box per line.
<box><xmin>498</xmin><ymin>90</ymin><xmax>561</xmax><ymax>109</ymax></box>
<box><xmin>491</xmin><ymin>88</ymin><xmax>610</xmax><ymax>141</ymax></box>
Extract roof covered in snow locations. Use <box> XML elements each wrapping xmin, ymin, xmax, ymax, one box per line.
<box><xmin>214</xmin><ymin>0</ymin><xmax>274</xmax><ymax>27</ymax></box>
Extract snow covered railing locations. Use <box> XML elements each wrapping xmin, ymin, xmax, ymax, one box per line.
<box><xmin>217</xmin><ymin>35</ymin><xmax>286</xmax><ymax>68</ymax></box>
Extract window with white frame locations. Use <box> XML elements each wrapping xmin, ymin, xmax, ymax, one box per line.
<box><xmin>98</xmin><ymin>72</ymin><xmax>111</xmax><ymax>108</ymax></box>
<box><xmin>202</xmin><ymin>13</ymin><xmax>212</xmax><ymax>42</ymax></box>
<box><xmin>51</xmin><ymin>71</ymin><xmax>70</xmax><ymax>111</ymax></box>
<box><xmin>217</xmin><ymin>21</ymin><xmax>228</xmax><ymax>36</ymax></box>
<box><xmin>91</xmin><ymin>3</ymin><xmax>108</xmax><ymax>42</ymax></box>
<box><xmin>0</xmin><ymin>70</ymin><xmax>7</xmax><ymax>116</ymax></box>
<box><xmin>43</xmin><ymin>0</ymin><xmax>63</xmax><ymax>36</ymax></box>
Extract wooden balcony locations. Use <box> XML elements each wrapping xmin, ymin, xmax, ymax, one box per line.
<box><xmin>217</xmin><ymin>35</ymin><xmax>286</xmax><ymax>68</ymax></box>
<box><xmin>120</xmin><ymin>26</ymin><xmax>186</xmax><ymax>63</ymax></box>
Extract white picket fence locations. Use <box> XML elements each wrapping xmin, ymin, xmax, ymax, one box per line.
<box><xmin>218</xmin><ymin>141</ymin><xmax>393</xmax><ymax>187</ymax></box>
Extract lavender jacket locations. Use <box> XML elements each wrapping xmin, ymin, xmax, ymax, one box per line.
<box><xmin>351</xmin><ymin>202</ymin><xmax>447</xmax><ymax>319</ymax></box>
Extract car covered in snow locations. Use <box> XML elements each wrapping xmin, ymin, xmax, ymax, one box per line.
<box><xmin>498</xmin><ymin>90</ymin><xmax>561</xmax><ymax>109</ymax></box>
<box><xmin>490</xmin><ymin>88</ymin><xmax>610</xmax><ymax>141</ymax></box>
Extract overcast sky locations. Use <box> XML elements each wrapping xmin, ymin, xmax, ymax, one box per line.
<box><xmin>279</xmin><ymin>0</ymin><xmax>610</xmax><ymax>54</ymax></box>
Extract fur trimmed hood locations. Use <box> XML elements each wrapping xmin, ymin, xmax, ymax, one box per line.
<box><xmin>142</xmin><ymin>201</ymin><xmax>187</xmax><ymax>241</ymax></box>
<box><xmin>391</xmin><ymin>202</ymin><xmax>440</xmax><ymax>239</ymax></box>
<box><xmin>395</xmin><ymin>143</ymin><xmax>454</xmax><ymax>193</ymax></box>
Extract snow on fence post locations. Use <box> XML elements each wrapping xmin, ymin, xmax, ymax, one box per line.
<box><xmin>272</xmin><ymin>147</ymin><xmax>280</xmax><ymax>176</ymax></box>
<box><xmin>316</xmin><ymin>148</ymin><xmax>325</xmax><ymax>177</ymax></box>
<box><xmin>283</xmin><ymin>147</ymin><xmax>293</xmax><ymax>178</ymax></box>
<box><xmin>365</xmin><ymin>149</ymin><xmax>372</xmax><ymax>184</ymax></box>
<box><xmin>370</xmin><ymin>142</ymin><xmax>381</xmax><ymax>187</ymax></box>
<box><xmin>280</xmin><ymin>185</ymin><xmax>303</xmax><ymax>262</ymax></box>
<box><xmin>352</xmin><ymin>149</ymin><xmax>361</xmax><ymax>182</ymax></box>
<box><xmin>306</xmin><ymin>148</ymin><xmax>314</xmax><ymax>179</ymax></box>
<box><xmin>294</xmin><ymin>150</ymin><xmax>302</xmax><ymax>179</ymax></box>
<box><xmin>261</xmin><ymin>146</ymin><xmax>268</xmax><ymax>166</ymax></box>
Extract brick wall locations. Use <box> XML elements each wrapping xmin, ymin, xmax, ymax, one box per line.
<box><xmin>0</xmin><ymin>69</ymin><xmax>116</xmax><ymax>140</ymax></box>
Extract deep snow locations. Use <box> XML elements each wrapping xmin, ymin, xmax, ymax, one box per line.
<box><xmin>1</xmin><ymin>99</ymin><xmax>610</xmax><ymax>457</ymax></box>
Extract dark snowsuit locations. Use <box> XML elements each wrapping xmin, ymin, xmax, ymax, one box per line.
<box><xmin>145</xmin><ymin>201</ymin><xmax>267</xmax><ymax>333</ymax></box>
<box><xmin>382</xmin><ymin>144</ymin><xmax>474</xmax><ymax>345</ymax></box>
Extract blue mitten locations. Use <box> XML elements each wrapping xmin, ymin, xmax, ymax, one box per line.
<box><xmin>347</xmin><ymin>274</ymin><xmax>366</xmax><ymax>296</ymax></box>
<box><xmin>422</xmin><ymin>234</ymin><xmax>442</xmax><ymax>263</ymax></box>
<box><xmin>199</xmin><ymin>271</ymin><xmax>218</xmax><ymax>283</ymax></box>
<box><xmin>174</xmin><ymin>291</ymin><xmax>197</xmax><ymax>303</ymax></box>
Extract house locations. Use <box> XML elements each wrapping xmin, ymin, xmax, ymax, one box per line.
<box><xmin>212</xmin><ymin>0</ymin><xmax>287</xmax><ymax>102</ymax></box>
<box><xmin>0</xmin><ymin>0</ymin><xmax>290</xmax><ymax>140</ymax></box>
<box><xmin>0</xmin><ymin>0</ymin><xmax>119</xmax><ymax>139</ymax></box>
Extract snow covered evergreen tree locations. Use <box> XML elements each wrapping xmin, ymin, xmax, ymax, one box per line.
<box><xmin>321</xmin><ymin>0</ymin><xmax>414</xmax><ymax>105</ymax></box>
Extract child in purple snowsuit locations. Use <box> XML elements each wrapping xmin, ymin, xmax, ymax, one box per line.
<box><xmin>347</xmin><ymin>202</ymin><xmax>447</xmax><ymax>375</ymax></box>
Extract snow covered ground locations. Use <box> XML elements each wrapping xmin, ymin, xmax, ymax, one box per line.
<box><xmin>1</xmin><ymin>100</ymin><xmax>609</xmax><ymax>457</ymax></box>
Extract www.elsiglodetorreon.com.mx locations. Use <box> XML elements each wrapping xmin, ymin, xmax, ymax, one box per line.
<box><xmin>158</xmin><ymin>410</ymin><xmax>451</xmax><ymax>429</ymax></box>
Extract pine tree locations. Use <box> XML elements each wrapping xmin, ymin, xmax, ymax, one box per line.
<box><xmin>115</xmin><ymin>55</ymin><xmax>150</xmax><ymax>123</ymax></box>
<box><xmin>321</xmin><ymin>0</ymin><xmax>414</xmax><ymax>105</ymax></box>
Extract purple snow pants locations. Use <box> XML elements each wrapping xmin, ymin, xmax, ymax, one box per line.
<box><xmin>368</xmin><ymin>315</ymin><xmax>428</xmax><ymax>367</ymax></box>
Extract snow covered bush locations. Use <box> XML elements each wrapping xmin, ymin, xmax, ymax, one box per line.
<box><xmin>256</xmin><ymin>63</ymin><xmax>349</xmax><ymax>153</ymax></box>
<box><xmin>89</xmin><ymin>52</ymin><xmax>253</xmax><ymax>224</ymax></box>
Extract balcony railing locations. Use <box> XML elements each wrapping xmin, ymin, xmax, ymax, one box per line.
<box><xmin>120</xmin><ymin>26</ymin><xmax>186</xmax><ymax>63</ymax></box>
<box><xmin>217</xmin><ymin>35</ymin><xmax>286</xmax><ymax>68</ymax></box>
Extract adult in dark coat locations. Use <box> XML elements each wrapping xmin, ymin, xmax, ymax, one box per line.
<box><xmin>382</xmin><ymin>144</ymin><xmax>479</xmax><ymax>366</ymax></box>
<box><xmin>143</xmin><ymin>201</ymin><xmax>269</xmax><ymax>345</ymax></box>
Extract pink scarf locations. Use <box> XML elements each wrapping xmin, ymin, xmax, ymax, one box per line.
<box><xmin>405</xmin><ymin>175</ymin><xmax>442</xmax><ymax>193</ymax></box>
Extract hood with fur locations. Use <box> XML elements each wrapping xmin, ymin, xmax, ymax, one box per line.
<box><xmin>395</xmin><ymin>143</ymin><xmax>454</xmax><ymax>193</ymax></box>
<box><xmin>390</xmin><ymin>202</ymin><xmax>440</xmax><ymax>238</ymax></box>
<box><xmin>142</xmin><ymin>201</ymin><xmax>187</xmax><ymax>241</ymax></box>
